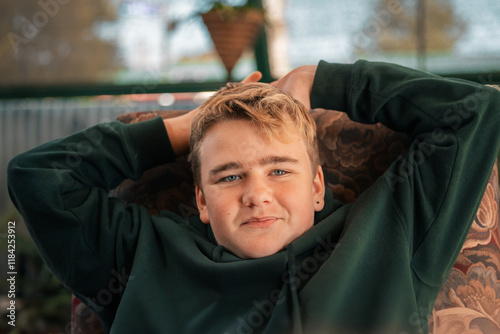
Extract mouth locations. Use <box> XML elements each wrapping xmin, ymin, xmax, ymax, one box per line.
<box><xmin>242</xmin><ymin>217</ymin><xmax>279</xmax><ymax>228</ymax></box>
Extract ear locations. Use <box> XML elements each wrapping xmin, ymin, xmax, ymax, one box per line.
<box><xmin>195</xmin><ymin>184</ymin><xmax>210</xmax><ymax>224</ymax></box>
<box><xmin>312</xmin><ymin>165</ymin><xmax>325</xmax><ymax>212</ymax></box>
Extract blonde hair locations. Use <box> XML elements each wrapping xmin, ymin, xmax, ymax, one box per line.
<box><xmin>189</xmin><ymin>82</ymin><xmax>319</xmax><ymax>185</ymax></box>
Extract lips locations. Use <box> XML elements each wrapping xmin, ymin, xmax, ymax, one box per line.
<box><xmin>242</xmin><ymin>217</ymin><xmax>279</xmax><ymax>228</ymax></box>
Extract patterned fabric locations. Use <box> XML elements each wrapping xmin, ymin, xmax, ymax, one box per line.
<box><xmin>72</xmin><ymin>90</ymin><xmax>500</xmax><ymax>333</ymax></box>
<box><xmin>429</xmin><ymin>166</ymin><xmax>500</xmax><ymax>334</ymax></box>
<box><xmin>109</xmin><ymin>110</ymin><xmax>197</xmax><ymax>217</ymax></box>
<box><xmin>427</xmin><ymin>85</ymin><xmax>500</xmax><ymax>334</ymax></box>
<box><xmin>311</xmin><ymin>108</ymin><xmax>410</xmax><ymax>203</ymax></box>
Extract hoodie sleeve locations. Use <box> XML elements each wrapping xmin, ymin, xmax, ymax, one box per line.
<box><xmin>311</xmin><ymin>60</ymin><xmax>500</xmax><ymax>286</ymax></box>
<box><xmin>7</xmin><ymin>117</ymin><xmax>175</xmax><ymax>303</ymax></box>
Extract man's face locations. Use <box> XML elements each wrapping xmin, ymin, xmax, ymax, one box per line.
<box><xmin>195</xmin><ymin>119</ymin><xmax>325</xmax><ymax>259</ymax></box>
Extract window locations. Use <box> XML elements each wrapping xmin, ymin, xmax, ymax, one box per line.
<box><xmin>267</xmin><ymin>0</ymin><xmax>500</xmax><ymax>80</ymax></box>
<box><xmin>1</xmin><ymin>0</ymin><xmax>499</xmax><ymax>96</ymax></box>
<box><xmin>1</xmin><ymin>0</ymin><xmax>261</xmax><ymax>90</ymax></box>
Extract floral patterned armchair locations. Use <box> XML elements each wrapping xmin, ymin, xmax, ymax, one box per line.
<box><xmin>71</xmin><ymin>87</ymin><xmax>500</xmax><ymax>333</ymax></box>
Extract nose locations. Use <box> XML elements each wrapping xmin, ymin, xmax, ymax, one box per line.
<box><xmin>242</xmin><ymin>176</ymin><xmax>273</xmax><ymax>207</ymax></box>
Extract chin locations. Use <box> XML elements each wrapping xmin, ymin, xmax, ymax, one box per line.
<box><xmin>239</xmin><ymin>243</ymin><xmax>287</xmax><ymax>259</ymax></box>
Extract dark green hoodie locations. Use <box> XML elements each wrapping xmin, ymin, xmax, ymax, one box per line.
<box><xmin>8</xmin><ymin>60</ymin><xmax>500</xmax><ymax>333</ymax></box>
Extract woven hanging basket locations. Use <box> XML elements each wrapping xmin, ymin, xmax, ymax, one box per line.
<box><xmin>202</xmin><ymin>9</ymin><xmax>264</xmax><ymax>80</ymax></box>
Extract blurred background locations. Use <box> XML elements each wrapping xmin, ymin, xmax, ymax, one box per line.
<box><xmin>1</xmin><ymin>0</ymin><xmax>499</xmax><ymax>332</ymax></box>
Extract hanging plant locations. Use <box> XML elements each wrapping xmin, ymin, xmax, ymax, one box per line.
<box><xmin>201</xmin><ymin>1</ymin><xmax>265</xmax><ymax>81</ymax></box>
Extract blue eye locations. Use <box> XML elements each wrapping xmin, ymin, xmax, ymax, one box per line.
<box><xmin>220</xmin><ymin>175</ymin><xmax>240</xmax><ymax>183</ymax></box>
<box><xmin>271</xmin><ymin>170</ymin><xmax>287</xmax><ymax>176</ymax></box>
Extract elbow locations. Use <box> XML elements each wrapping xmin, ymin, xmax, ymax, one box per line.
<box><xmin>7</xmin><ymin>155</ymin><xmax>23</xmax><ymax>208</ymax></box>
<box><xmin>7</xmin><ymin>154</ymin><xmax>23</xmax><ymax>188</ymax></box>
<box><xmin>7</xmin><ymin>154</ymin><xmax>28</xmax><ymax>200</ymax></box>
<box><xmin>7</xmin><ymin>152</ymin><xmax>41</xmax><ymax>204</ymax></box>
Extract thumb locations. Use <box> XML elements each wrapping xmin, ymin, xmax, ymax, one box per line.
<box><xmin>241</xmin><ymin>71</ymin><xmax>262</xmax><ymax>84</ymax></box>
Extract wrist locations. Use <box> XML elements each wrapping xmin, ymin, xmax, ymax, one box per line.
<box><xmin>163</xmin><ymin>110</ymin><xmax>195</xmax><ymax>156</ymax></box>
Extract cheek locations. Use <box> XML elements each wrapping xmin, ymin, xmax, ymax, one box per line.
<box><xmin>206</xmin><ymin>191</ymin><xmax>238</xmax><ymax>219</ymax></box>
<box><xmin>278</xmin><ymin>182</ymin><xmax>315</xmax><ymax>219</ymax></box>
<box><xmin>279</xmin><ymin>181</ymin><xmax>313</xmax><ymax>203</ymax></box>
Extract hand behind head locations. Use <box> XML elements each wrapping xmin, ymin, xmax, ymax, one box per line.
<box><xmin>271</xmin><ymin>65</ymin><xmax>317</xmax><ymax>110</ymax></box>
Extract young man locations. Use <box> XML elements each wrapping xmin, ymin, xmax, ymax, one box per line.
<box><xmin>8</xmin><ymin>60</ymin><xmax>500</xmax><ymax>334</ymax></box>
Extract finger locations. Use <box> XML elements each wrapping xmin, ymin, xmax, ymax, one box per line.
<box><xmin>241</xmin><ymin>71</ymin><xmax>262</xmax><ymax>84</ymax></box>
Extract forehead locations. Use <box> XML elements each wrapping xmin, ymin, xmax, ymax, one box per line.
<box><xmin>198</xmin><ymin>119</ymin><xmax>309</xmax><ymax>168</ymax></box>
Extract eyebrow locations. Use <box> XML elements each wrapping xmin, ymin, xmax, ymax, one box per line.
<box><xmin>209</xmin><ymin>162</ymin><xmax>242</xmax><ymax>177</ymax></box>
<box><xmin>258</xmin><ymin>155</ymin><xmax>300</xmax><ymax>166</ymax></box>
<box><xmin>208</xmin><ymin>155</ymin><xmax>300</xmax><ymax>177</ymax></box>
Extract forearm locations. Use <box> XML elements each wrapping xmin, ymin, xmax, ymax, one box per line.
<box><xmin>163</xmin><ymin>108</ymin><xmax>198</xmax><ymax>156</ymax></box>
<box><xmin>311</xmin><ymin>60</ymin><xmax>499</xmax><ymax>138</ymax></box>
<box><xmin>8</xmin><ymin>117</ymin><xmax>174</xmax><ymax>219</ymax></box>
